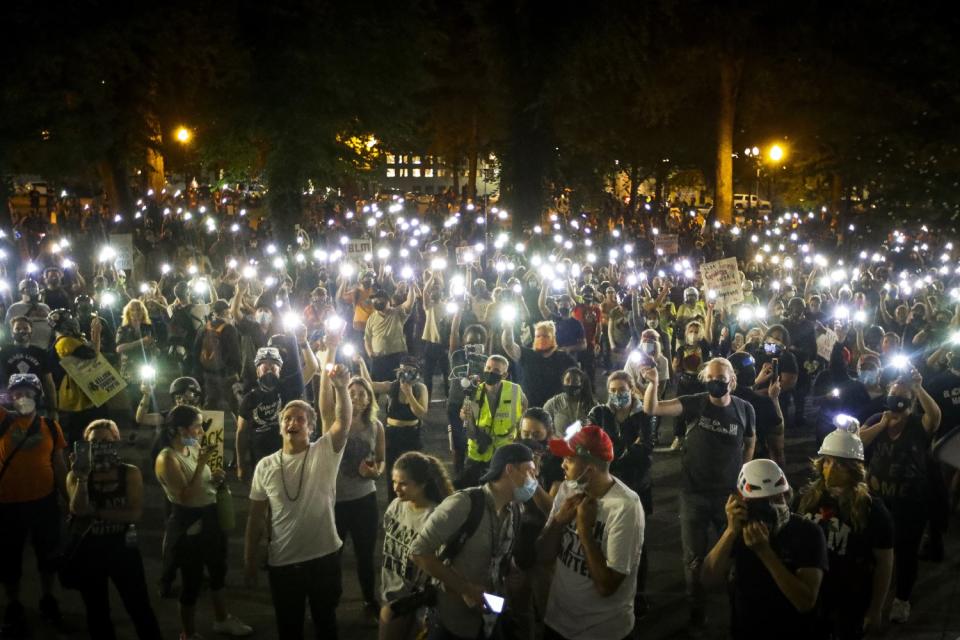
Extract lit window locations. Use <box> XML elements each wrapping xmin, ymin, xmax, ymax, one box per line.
<box><xmin>386</xmin><ymin>168</ymin><xmax>396</xmax><ymax>178</ymax></box>
<box><xmin>386</xmin><ymin>154</ymin><xmax>396</xmax><ymax>165</ymax></box>
<box><xmin>437</xmin><ymin>168</ymin><xmax>444</xmax><ymax>177</ymax></box>
<box><xmin>412</xmin><ymin>156</ymin><xmax>421</xmax><ymax>165</ymax></box>
<box><xmin>425</xmin><ymin>168</ymin><xmax>434</xmax><ymax>177</ymax></box>
<box><xmin>399</xmin><ymin>168</ymin><xmax>408</xmax><ymax>177</ymax></box>
<box><xmin>412</xmin><ymin>168</ymin><xmax>421</xmax><ymax>177</ymax></box>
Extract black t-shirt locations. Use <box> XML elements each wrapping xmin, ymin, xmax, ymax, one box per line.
<box><xmin>800</xmin><ymin>496</ymin><xmax>893</xmax><ymax>606</ymax></box>
<box><xmin>0</xmin><ymin>344</ymin><xmax>53</xmax><ymax>385</ymax></box>
<box><xmin>239</xmin><ymin>384</ymin><xmax>297</xmax><ymax>462</ymax></box>
<box><xmin>517</xmin><ymin>347</ymin><xmax>577</xmax><ymax>409</ymax></box>
<box><xmin>730</xmin><ymin>515</ymin><xmax>828</xmax><ymax>640</ymax></box>
<box><xmin>41</xmin><ymin>288</ymin><xmax>72</xmax><ymax>312</ymax></box>
<box><xmin>733</xmin><ymin>386</ymin><xmax>779</xmax><ymax>457</ymax></box>
<box><xmin>926</xmin><ymin>370</ymin><xmax>960</xmax><ymax>436</ymax></box>
<box><xmin>865</xmin><ymin>414</ymin><xmax>931</xmax><ymax>509</ymax></box>
<box><xmin>678</xmin><ymin>393</ymin><xmax>755</xmax><ymax>494</ymax></box>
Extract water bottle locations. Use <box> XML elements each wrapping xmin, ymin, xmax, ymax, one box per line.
<box><xmin>125</xmin><ymin>524</ymin><xmax>138</xmax><ymax>548</ymax></box>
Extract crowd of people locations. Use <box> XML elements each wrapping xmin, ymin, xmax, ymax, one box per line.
<box><xmin>0</xmin><ymin>187</ymin><xmax>958</xmax><ymax>640</ymax></box>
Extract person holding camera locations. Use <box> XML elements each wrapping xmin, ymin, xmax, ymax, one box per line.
<box><xmin>66</xmin><ymin>419</ymin><xmax>162</xmax><ymax>640</ymax></box>
<box><xmin>701</xmin><ymin>459</ymin><xmax>828</xmax><ymax>640</ymax></box>
<box><xmin>364</xmin><ymin>287</ymin><xmax>417</xmax><ymax>382</ymax></box>
<box><xmin>361</xmin><ymin>355</ymin><xmax>428</xmax><ymax>500</ymax></box>
<box><xmin>641</xmin><ymin>357</ymin><xmax>755</xmax><ymax>630</ymax></box>
<box><xmin>379</xmin><ymin>451</ymin><xmax>455</xmax><ymax>640</ymax></box>
<box><xmin>244</xmin><ymin>365</ymin><xmax>353</xmax><ymax>640</ymax></box>
<box><xmin>0</xmin><ymin>374</ymin><xmax>68</xmax><ymax>635</ymax></box>
<box><xmin>447</xmin><ymin>321</ymin><xmax>487</xmax><ymax>474</ymax></box>
<box><xmin>155</xmin><ymin>405</ymin><xmax>252</xmax><ymax>639</ymax></box>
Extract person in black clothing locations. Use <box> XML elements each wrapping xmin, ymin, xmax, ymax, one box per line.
<box><xmin>0</xmin><ymin>317</ymin><xmax>59</xmax><ymax>419</ymax></box>
<box><xmin>702</xmin><ymin>459</ymin><xmax>828</xmax><ymax>640</ymax></box>
<box><xmin>797</xmin><ymin>421</ymin><xmax>894</xmax><ymax>639</ymax></box>
<box><xmin>586</xmin><ymin>370</ymin><xmax>655</xmax><ymax>617</ymax></box>
<box><xmin>517</xmin><ymin>407</ymin><xmax>564</xmax><ymax>495</ymax></box>
<box><xmin>753</xmin><ymin>324</ymin><xmax>799</xmax><ymax>424</ymax></box>
<box><xmin>860</xmin><ymin>374</ymin><xmax>941</xmax><ymax>624</ymax></box>
<box><xmin>236</xmin><ymin>347</ymin><xmax>291</xmax><ymax>481</ymax></box>
<box><xmin>40</xmin><ymin>267</ymin><xmax>72</xmax><ymax>313</ymax></box>
<box><xmin>192</xmin><ymin>300</ymin><xmax>242</xmax><ymax>415</ymax></box>
<box><xmin>729</xmin><ymin>351</ymin><xmax>784</xmax><ymax>465</ymax></box>
<box><xmin>75</xmin><ymin>295</ymin><xmax>116</xmax><ymax>359</ymax></box>
<box><xmin>501</xmin><ymin>320</ymin><xmax>577</xmax><ymax>409</ymax></box>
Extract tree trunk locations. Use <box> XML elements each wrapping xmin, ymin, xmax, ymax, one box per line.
<box><xmin>627</xmin><ymin>162</ymin><xmax>639</xmax><ymax>220</ymax></box>
<box><xmin>97</xmin><ymin>153</ymin><xmax>132</xmax><ymax>217</ymax></box>
<box><xmin>467</xmin><ymin>108</ymin><xmax>479</xmax><ymax>202</ymax></box>
<box><xmin>715</xmin><ymin>54</ymin><xmax>741</xmax><ymax>224</ymax></box>
<box><xmin>451</xmin><ymin>151</ymin><xmax>461</xmax><ymax>195</ymax></box>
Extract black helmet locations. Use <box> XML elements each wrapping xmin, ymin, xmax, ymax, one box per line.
<box><xmin>169</xmin><ymin>377</ymin><xmax>201</xmax><ymax>398</ymax></box>
<box><xmin>47</xmin><ymin>308</ymin><xmax>77</xmax><ymax>331</ymax></box>
<box><xmin>74</xmin><ymin>294</ymin><xmax>94</xmax><ymax>308</ymax></box>
<box><xmin>728</xmin><ymin>351</ymin><xmax>757</xmax><ymax>386</ymax></box>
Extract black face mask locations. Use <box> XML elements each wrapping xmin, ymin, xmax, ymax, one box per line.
<box><xmin>558</xmin><ymin>306</ymin><xmax>571</xmax><ymax>316</ymax></box>
<box><xmin>886</xmin><ymin>395</ymin><xmax>910</xmax><ymax>412</ymax></box>
<box><xmin>563</xmin><ymin>384</ymin><xmax>581</xmax><ymax>396</ymax></box>
<box><xmin>372</xmin><ymin>300</ymin><xmax>388</xmax><ymax>311</ymax></box>
<box><xmin>483</xmin><ymin>371</ymin><xmax>503</xmax><ymax>386</ymax></box>
<box><xmin>706</xmin><ymin>379</ymin><xmax>729</xmax><ymax>398</ymax></box>
<box><xmin>519</xmin><ymin>438</ymin><xmax>546</xmax><ymax>454</ymax></box>
<box><xmin>259</xmin><ymin>371</ymin><xmax>279</xmax><ymax>391</ymax></box>
<box><xmin>13</xmin><ymin>331</ymin><xmax>30</xmax><ymax>344</ymax></box>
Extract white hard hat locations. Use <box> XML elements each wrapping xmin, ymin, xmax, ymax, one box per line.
<box><xmin>737</xmin><ymin>459</ymin><xmax>789</xmax><ymax>498</ymax></box>
<box><xmin>818</xmin><ymin>415</ymin><xmax>864</xmax><ymax>461</ymax></box>
<box><xmin>684</xmin><ymin>287</ymin><xmax>699</xmax><ymax>298</ymax></box>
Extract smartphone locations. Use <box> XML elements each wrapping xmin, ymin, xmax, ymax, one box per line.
<box><xmin>482</xmin><ymin>592</ymin><xmax>505</xmax><ymax>615</ymax></box>
<box><xmin>73</xmin><ymin>441</ymin><xmax>91</xmax><ymax>471</ymax></box>
<box><xmin>772</xmin><ymin>358</ymin><xmax>780</xmax><ymax>379</ymax></box>
<box><xmin>763</xmin><ymin>342</ymin><xmax>779</xmax><ymax>356</ymax></box>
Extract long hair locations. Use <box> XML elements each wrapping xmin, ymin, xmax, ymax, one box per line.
<box><xmin>797</xmin><ymin>456</ymin><xmax>872</xmax><ymax>532</ymax></box>
<box><xmin>562</xmin><ymin>367</ymin><xmax>594</xmax><ymax>406</ymax></box>
<box><xmin>158</xmin><ymin>405</ymin><xmax>202</xmax><ymax>450</ymax></box>
<box><xmin>393</xmin><ymin>451</ymin><xmax>454</xmax><ymax>506</ymax></box>
<box><xmin>122</xmin><ymin>299</ymin><xmax>152</xmax><ymax>327</ymax></box>
<box><xmin>348</xmin><ymin>376</ymin><xmax>378</xmax><ymax>426</ymax></box>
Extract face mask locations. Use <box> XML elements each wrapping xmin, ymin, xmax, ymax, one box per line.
<box><xmin>182</xmin><ymin>436</ymin><xmax>199</xmax><ymax>447</ymax></box>
<box><xmin>684</xmin><ymin>297</ymin><xmax>697</xmax><ymax>305</ymax></box>
<box><xmin>259</xmin><ymin>371</ymin><xmax>280</xmax><ymax>391</ymax></box>
<box><xmin>372</xmin><ymin>300</ymin><xmax>388</xmax><ymax>311</ymax></box>
<box><xmin>705</xmin><ymin>379</ymin><xmax>729</xmax><ymax>398</ymax></box>
<box><xmin>858</xmin><ymin>369</ymin><xmax>879</xmax><ymax>385</ymax></box>
<box><xmin>13</xmin><ymin>331</ymin><xmax>30</xmax><ymax>344</ymax></box>
<box><xmin>483</xmin><ymin>371</ymin><xmax>503</xmax><ymax>386</ymax></box>
<box><xmin>519</xmin><ymin>437</ymin><xmax>546</xmax><ymax>453</ymax></box>
<box><xmin>513</xmin><ymin>475</ymin><xmax>538</xmax><ymax>503</ymax></box>
<box><xmin>563</xmin><ymin>384</ymin><xmax>581</xmax><ymax>397</ymax></box>
<box><xmin>886</xmin><ymin>395</ymin><xmax>910</xmax><ymax>413</ymax></box>
<box><xmin>255</xmin><ymin>311</ymin><xmax>271</xmax><ymax>324</ymax></box>
<box><xmin>646</xmin><ymin>320</ymin><xmax>659</xmax><ymax>329</ymax></box>
<box><xmin>608</xmin><ymin>391</ymin><xmax>632</xmax><ymax>409</ymax></box>
<box><xmin>13</xmin><ymin>397</ymin><xmax>36</xmax><ymax>416</ymax></box>
<box><xmin>564</xmin><ymin>469</ymin><xmax>589</xmax><ymax>494</ymax></box>
<box><xmin>557</xmin><ymin>306</ymin><xmax>571</xmax><ymax>317</ymax></box>
<box><xmin>533</xmin><ymin>336</ymin><xmax>556</xmax><ymax>352</ymax></box>
<box><xmin>641</xmin><ymin>342</ymin><xmax>657</xmax><ymax>355</ymax></box>
<box><xmin>747</xmin><ymin>499</ymin><xmax>791</xmax><ymax>534</ymax></box>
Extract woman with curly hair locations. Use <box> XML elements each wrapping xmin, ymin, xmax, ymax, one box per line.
<box><xmin>797</xmin><ymin>420</ymin><xmax>894</xmax><ymax>638</ymax></box>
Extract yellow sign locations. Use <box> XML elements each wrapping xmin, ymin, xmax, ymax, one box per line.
<box><xmin>58</xmin><ymin>354</ymin><xmax>126</xmax><ymax>407</ymax></box>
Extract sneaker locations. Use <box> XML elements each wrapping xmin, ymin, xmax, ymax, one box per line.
<box><xmin>212</xmin><ymin>614</ymin><xmax>253</xmax><ymax>636</ymax></box>
<box><xmin>669</xmin><ymin>436</ymin><xmax>683</xmax><ymax>451</ymax></box>
<box><xmin>889</xmin><ymin>598</ymin><xmax>911</xmax><ymax>623</ymax></box>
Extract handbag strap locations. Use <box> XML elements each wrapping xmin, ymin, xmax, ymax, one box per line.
<box><xmin>0</xmin><ymin>415</ymin><xmax>43</xmax><ymax>488</ymax></box>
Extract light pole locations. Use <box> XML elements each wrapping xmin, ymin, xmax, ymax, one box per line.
<box><xmin>743</xmin><ymin>146</ymin><xmax>761</xmax><ymax>215</ymax></box>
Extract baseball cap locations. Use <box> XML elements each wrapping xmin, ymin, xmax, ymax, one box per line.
<box><xmin>548</xmin><ymin>424</ymin><xmax>614</xmax><ymax>462</ymax></box>
<box><xmin>212</xmin><ymin>300</ymin><xmax>230</xmax><ymax>313</ymax></box>
<box><xmin>478</xmin><ymin>443</ymin><xmax>534</xmax><ymax>482</ymax></box>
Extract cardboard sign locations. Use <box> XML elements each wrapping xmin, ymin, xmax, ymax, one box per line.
<box><xmin>58</xmin><ymin>353</ymin><xmax>126</xmax><ymax>407</ymax></box>
<box><xmin>699</xmin><ymin>257</ymin><xmax>743</xmax><ymax>309</ymax></box>
<box><xmin>200</xmin><ymin>410</ymin><xmax>226</xmax><ymax>472</ymax></box>
<box><xmin>112</xmin><ymin>234</ymin><xmax>135</xmax><ymax>271</ymax></box>
<box><xmin>456</xmin><ymin>246</ymin><xmax>480</xmax><ymax>266</ymax></box>
<box><xmin>817</xmin><ymin>327</ymin><xmax>838</xmax><ymax>362</ymax></box>
<box><xmin>347</xmin><ymin>238</ymin><xmax>372</xmax><ymax>260</ymax></box>
<box><xmin>655</xmin><ymin>234</ymin><xmax>679</xmax><ymax>255</ymax></box>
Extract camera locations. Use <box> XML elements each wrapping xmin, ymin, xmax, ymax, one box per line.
<box><xmin>763</xmin><ymin>342</ymin><xmax>782</xmax><ymax>356</ymax></box>
<box><xmin>398</xmin><ymin>368</ymin><xmax>419</xmax><ymax>384</ymax></box>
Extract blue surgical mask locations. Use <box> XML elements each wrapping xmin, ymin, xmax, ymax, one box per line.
<box><xmin>513</xmin><ymin>475</ymin><xmax>538</xmax><ymax>503</ymax></box>
<box><xmin>182</xmin><ymin>436</ymin><xmax>199</xmax><ymax>447</ymax></box>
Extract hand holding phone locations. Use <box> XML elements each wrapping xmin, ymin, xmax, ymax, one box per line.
<box><xmin>482</xmin><ymin>592</ymin><xmax>505</xmax><ymax>615</ymax></box>
<box><xmin>72</xmin><ymin>441</ymin><xmax>91</xmax><ymax>476</ymax></box>
<box><xmin>772</xmin><ymin>358</ymin><xmax>780</xmax><ymax>379</ymax></box>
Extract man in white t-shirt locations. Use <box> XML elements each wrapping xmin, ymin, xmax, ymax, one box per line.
<box><xmin>243</xmin><ymin>363</ymin><xmax>352</xmax><ymax>640</ymax></box>
<box><xmin>538</xmin><ymin>424</ymin><xmax>644</xmax><ymax>640</ymax></box>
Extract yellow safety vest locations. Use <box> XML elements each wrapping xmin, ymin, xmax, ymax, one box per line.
<box><xmin>467</xmin><ymin>381</ymin><xmax>523</xmax><ymax>463</ymax></box>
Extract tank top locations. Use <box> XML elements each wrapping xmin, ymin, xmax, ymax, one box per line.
<box><xmin>159</xmin><ymin>446</ymin><xmax>216</xmax><ymax>507</ymax></box>
<box><xmin>336</xmin><ymin>419</ymin><xmax>379</xmax><ymax>502</ymax></box>
<box><xmin>88</xmin><ymin>465</ymin><xmax>130</xmax><ymax>538</ymax></box>
<box><xmin>387</xmin><ymin>381</ymin><xmax>419</xmax><ymax>423</ymax></box>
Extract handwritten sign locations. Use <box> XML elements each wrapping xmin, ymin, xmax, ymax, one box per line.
<box><xmin>58</xmin><ymin>353</ymin><xmax>126</xmax><ymax>407</ymax></box>
<box><xmin>699</xmin><ymin>257</ymin><xmax>743</xmax><ymax>309</ymax></box>
<box><xmin>200</xmin><ymin>410</ymin><xmax>226</xmax><ymax>472</ymax></box>
<box><xmin>817</xmin><ymin>327</ymin><xmax>838</xmax><ymax>362</ymax></box>
<box><xmin>654</xmin><ymin>234</ymin><xmax>679</xmax><ymax>255</ymax></box>
<box><xmin>112</xmin><ymin>234</ymin><xmax>135</xmax><ymax>271</ymax></box>
<box><xmin>347</xmin><ymin>238</ymin><xmax>372</xmax><ymax>260</ymax></box>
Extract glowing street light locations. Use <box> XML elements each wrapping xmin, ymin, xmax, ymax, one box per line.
<box><xmin>768</xmin><ymin>144</ymin><xmax>785</xmax><ymax>163</ymax></box>
<box><xmin>175</xmin><ymin>126</ymin><xmax>192</xmax><ymax>144</ymax></box>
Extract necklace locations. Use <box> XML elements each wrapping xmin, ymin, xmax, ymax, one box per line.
<box><xmin>279</xmin><ymin>446</ymin><xmax>309</xmax><ymax>502</ymax></box>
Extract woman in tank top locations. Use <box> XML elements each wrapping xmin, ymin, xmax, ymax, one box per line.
<box><xmin>66</xmin><ymin>419</ymin><xmax>162</xmax><ymax>640</ymax></box>
<box><xmin>155</xmin><ymin>405</ymin><xmax>252</xmax><ymax>639</ymax></box>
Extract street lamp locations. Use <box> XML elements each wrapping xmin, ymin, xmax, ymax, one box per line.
<box><xmin>175</xmin><ymin>126</ymin><xmax>192</xmax><ymax>144</ymax></box>
<box><xmin>768</xmin><ymin>144</ymin><xmax>785</xmax><ymax>163</ymax></box>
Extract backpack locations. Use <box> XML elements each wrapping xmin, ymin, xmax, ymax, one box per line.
<box><xmin>199</xmin><ymin>321</ymin><xmax>227</xmax><ymax>372</ymax></box>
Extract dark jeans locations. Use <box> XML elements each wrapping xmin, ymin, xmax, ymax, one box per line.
<box><xmin>422</xmin><ymin>341</ymin><xmax>450</xmax><ymax>401</ymax></box>
<box><xmin>887</xmin><ymin>501</ymin><xmax>927</xmax><ymax>600</ymax></box>
<box><xmin>544</xmin><ymin>625</ymin><xmax>634</xmax><ymax>640</ymax></box>
<box><xmin>202</xmin><ymin>371</ymin><xmax>239</xmax><ymax>415</ymax></box>
<box><xmin>78</xmin><ymin>541</ymin><xmax>163</xmax><ymax>640</ymax></box>
<box><xmin>268</xmin><ymin>552</ymin><xmax>342</xmax><ymax>640</ymax></box>
<box><xmin>678</xmin><ymin>491</ymin><xmax>728</xmax><ymax>615</ymax></box>
<box><xmin>385</xmin><ymin>426</ymin><xmax>422</xmax><ymax>500</ymax></box>
<box><xmin>371</xmin><ymin>352</ymin><xmax>404</xmax><ymax>382</ymax></box>
<box><xmin>0</xmin><ymin>492</ymin><xmax>60</xmax><ymax>588</ymax></box>
<box><xmin>334</xmin><ymin>492</ymin><xmax>379</xmax><ymax>604</ymax></box>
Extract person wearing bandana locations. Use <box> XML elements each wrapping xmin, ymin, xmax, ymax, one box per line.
<box><xmin>502</xmin><ymin>320</ymin><xmax>577</xmax><ymax>409</ymax></box>
<box><xmin>236</xmin><ymin>347</ymin><xmax>290</xmax><ymax>481</ymax></box>
<box><xmin>702</xmin><ymin>459</ymin><xmax>828</xmax><ymax>640</ymax></box>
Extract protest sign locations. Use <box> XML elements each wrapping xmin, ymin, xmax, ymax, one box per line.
<box><xmin>699</xmin><ymin>257</ymin><xmax>743</xmax><ymax>309</ymax></box>
<box><xmin>817</xmin><ymin>327</ymin><xmax>838</xmax><ymax>362</ymax></box>
<box><xmin>347</xmin><ymin>238</ymin><xmax>373</xmax><ymax>260</ymax></box>
<box><xmin>456</xmin><ymin>246</ymin><xmax>480</xmax><ymax>266</ymax></box>
<box><xmin>200</xmin><ymin>410</ymin><xmax>226</xmax><ymax>472</ymax></box>
<box><xmin>58</xmin><ymin>354</ymin><xmax>126</xmax><ymax>407</ymax></box>
<box><xmin>655</xmin><ymin>233</ymin><xmax>679</xmax><ymax>255</ymax></box>
<box><xmin>112</xmin><ymin>234</ymin><xmax>135</xmax><ymax>270</ymax></box>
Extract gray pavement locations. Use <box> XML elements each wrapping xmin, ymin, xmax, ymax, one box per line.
<box><xmin>5</xmin><ymin>397</ymin><xmax>960</xmax><ymax>640</ymax></box>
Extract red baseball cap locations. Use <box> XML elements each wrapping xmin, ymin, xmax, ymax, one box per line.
<box><xmin>548</xmin><ymin>425</ymin><xmax>614</xmax><ymax>462</ymax></box>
